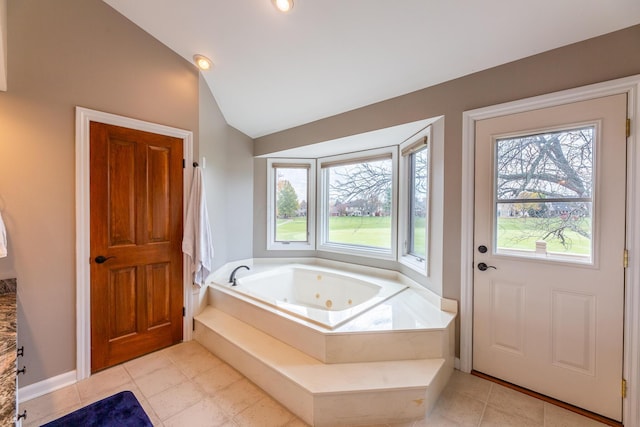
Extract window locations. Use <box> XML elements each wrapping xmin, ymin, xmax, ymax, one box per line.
<box><xmin>318</xmin><ymin>147</ymin><xmax>397</xmax><ymax>259</ymax></box>
<box><xmin>399</xmin><ymin>129</ymin><xmax>430</xmax><ymax>272</ymax></box>
<box><xmin>407</xmin><ymin>141</ymin><xmax>429</xmax><ymax>258</ymax></box>
<box><xmin>264</xmin><ymin>119</ymin><xmax>438</xmax><ymax>278</ymax></box>
<box><xmin>494</xmin><ymin>125</ymin><xmax>595</xmax><ymax>263</ymax></box>
<box><xmin>267</xmin><ymin>159</ymin><xmax>315</xmax><ymax>250</ymax></box>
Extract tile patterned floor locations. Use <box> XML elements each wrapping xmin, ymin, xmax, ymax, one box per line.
<box><xmin>20</xmin><ymin>341</ymin><xmax>610</xmax><ymax>426</ymax></box>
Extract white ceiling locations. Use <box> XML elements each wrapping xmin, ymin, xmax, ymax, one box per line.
<box><xmin>104</xmin><ymin>0</ymin><xmax>640</xmax><ymax>139</ymax></box>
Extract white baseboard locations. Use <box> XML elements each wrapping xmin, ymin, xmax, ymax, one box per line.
<box><xmin>454</xmin><ymin>357</ymin><xmax>461</xmax><ymax>371</ymax></box>
<box><xmin>18</xmin><ymin>370</ymin><xmax>77</xmax><ymax>403</ymax></box>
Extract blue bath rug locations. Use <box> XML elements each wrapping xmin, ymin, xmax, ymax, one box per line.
<box><xmin>41</xmin><ymin>391</ymin><xmax>152</xmax><ymax>427</ymax></box>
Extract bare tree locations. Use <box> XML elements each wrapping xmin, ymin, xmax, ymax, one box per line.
<box><xmin>497</xmin><ymin>127</ymin><xmax>592</xmax><ymax>199</ymax></box>
<box><xmin>329</xmin><ymin>153</ymin><xmax>428</xmax><ymax>216</ymax></box>
<box><xmin>330</xmin><ymin>161</ymin><xmax>392</xmax><ymax>211</ymax></box>
<box><xmin>496</xmin><ymin>126</ymin><xmax>594</xmax><ymax>250</ymax></box>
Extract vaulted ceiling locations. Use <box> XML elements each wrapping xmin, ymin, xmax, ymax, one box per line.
<box><xmin>104</xmin><ymin>0</ymin><xmax>640</xmax><ymax>138</ymax></box>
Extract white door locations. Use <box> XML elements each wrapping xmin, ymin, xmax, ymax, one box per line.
<box><xmin>473</xmin><ymin>93</ymin><xmax>627</xmax><ymax>421</ymax></box>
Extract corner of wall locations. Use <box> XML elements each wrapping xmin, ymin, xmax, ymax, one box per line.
<box><xmin>198</xmin><ymin>73</ymin><xmax>255</xmax><ymax>266</ymax></box>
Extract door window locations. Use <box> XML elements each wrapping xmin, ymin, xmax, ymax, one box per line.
<box><xmin>494</xmin><ymin>125</ymin><xmax>596</xmax><ymax>263</ymax></box>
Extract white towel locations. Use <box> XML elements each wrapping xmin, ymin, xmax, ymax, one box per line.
<box><xmin>182</xmin><ymin>167</ymin><xmax>214</xmax><ymax>286</ymax></box>
<box><xmin>0</xmin><ymin>212</ymin><xmax>6</xmax><ymax>258</ymax></box>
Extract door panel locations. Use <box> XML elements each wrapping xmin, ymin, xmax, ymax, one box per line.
<box><xmin>147</xmin><ymin>262</ymin><xmax>171</xmax><ymax>328</ymax></box>
<box><xmin>551</xmin><ymin>290</ymin><xmax>596</xmax><ymax>375</ymax></box>
<box><xmin>147</xmin><ymin>145</ymin><xmax>171</xmax><ymax>242</ymax></box>
<box><xmin>490</xmin><ymin>280</ymin><xmax>525</xmax><ymax>355</ymax></box>
<box><xmin>90</xmin><ymin>121</ymin><xmax>183</xmax><ymax>372</ymax></box>
<box><xmin>109</xmin><ymin>139</ymin><xmax>136</xmax><ymax>246</ymax></box>
<box><xmin>473</xmin><ymin>94</ymin><xmax>627</xmax><ymax>420</ymax></box>
<box><xmin>109</xmin><ymin>267</ymin><xmax>137</xmax><ymax>338</ymax></box>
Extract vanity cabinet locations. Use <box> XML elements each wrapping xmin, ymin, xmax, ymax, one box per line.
<box><xmin>0</xmin><ymin>278</ymin><xmax>17</xmax><ymax>425</ymax></box>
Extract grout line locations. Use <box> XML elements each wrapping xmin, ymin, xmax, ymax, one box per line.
<box><xmin>477</xmin><ymin>400</ymin><xmax>488</xmax><ymax>427</ymax></box>
<box><xmin>476</xmin><ymin>381</ymin><xmax>493</xmax><ymax>426</ymax></box>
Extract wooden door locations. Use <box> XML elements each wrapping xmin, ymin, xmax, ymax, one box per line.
<box><xmin>473</xmin><ymin>94</ymin><xmax>627</xmax><ymax>420</ymax></box>
<box><xmin>90</xmin><ymin>121</ymin><xmax>183</xmax><ymax>372</ymax></box>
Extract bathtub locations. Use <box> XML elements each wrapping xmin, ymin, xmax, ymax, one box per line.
<box><xmin>222</xmin><ymin>264</ymin><xmax>408</xmax><ymax>329</ymax></box>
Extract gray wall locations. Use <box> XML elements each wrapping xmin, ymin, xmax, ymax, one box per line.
<box><xmin>199</xmin><ymin>75</ymin><xmax>254</xmax><ymax>268</ymax></box>
<box><xmin>253</xmin><ymin>25</ymin><xmax>640</xmax><ymax>356</ymax></box>
<box><xmin>253</xmin><ymin>24</ymin><xmax>640</xmax><ymax>306</ymax></box>
<box><xmin>0</xmin><ymin>0</ymin><xmax>253</xmax><ymax>387</ymax></box>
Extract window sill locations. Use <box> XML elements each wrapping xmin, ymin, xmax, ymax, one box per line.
<box><xmin>317</xmin><ymin>242</ymin><xmax>396</xmax><ymax>261</ymax></box>
<box><xmin>267</xmin><ymin>241</ymin><xmax>315</xmax><ymax>251</ymax></box>
<box><xmin>399</xmin><ymin>255</ymin><xmax>427</xmax><ymax>276</ymax></box>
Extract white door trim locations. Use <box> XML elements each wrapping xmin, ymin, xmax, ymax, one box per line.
<box><xmin>460</xmin><ymin>75</ymin><xmax>640</xmax><ymax>425</ymax></box>
<box><xmin>75</xmin><ymin>107</ymin><xmax>194</xmax><ymax>381</ymax></box>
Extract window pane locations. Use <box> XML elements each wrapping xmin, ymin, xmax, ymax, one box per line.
<box><xmin>409</xmin><ymin>147</ymin><xmax>428</xmax><ymax>258</ymax></box>
<box><xmin>496</xmin><ymin>126</ymin><xmax>594</xmax><ymax>200</ymax></box>
<box><xmin>275</xmin><ymin>167</ymin><xmax>308</xmax><ymax>242</ymax></box>
<box><xmin>327</xmin><ymin>158</ymin><xmax>392</xmax><ymax>249</ymax></box>
<box><xmin>497</xmin><ymin>202</ymin><xmax>592</xmax><ymax>256</ymax></box>
<box><xmin>495</xmin><ymin>126</ymin><xmax>594</xmax><ymax>261</ymax></box>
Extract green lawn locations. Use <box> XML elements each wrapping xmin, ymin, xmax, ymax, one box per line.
<box><xmin>328</xmin><ymin>216</ymin><xmax>391</xmax><ymax>248</ymax></box>
<box><xmin>275</xmin><ymin>217</ymin><xmax>308</xmax><ymax>241</ymax></box>
<box><xmin>409</xmin><ymin>217</ymin><xmax>426</xmax><ymax>257</ymax></box>
<box><xmin>276</xmin><ymin>216</ymin><xmax>428</xmax><ymax>254</ymax></box>
<box><xmin>277</xmin><ymin>216</ymin><xmax>591</xmax><ymax>256</ymax></box>
<box><xmin>497</xmin><ymin>217</ymin><xmax>592</xmax><ymax>255</ymax></box>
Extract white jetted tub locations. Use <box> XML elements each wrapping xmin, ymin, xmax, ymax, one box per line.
<box><xmin>223</xmin><ymin>264</ymin><xmax>408</xmax><ymax>329</ymax></box>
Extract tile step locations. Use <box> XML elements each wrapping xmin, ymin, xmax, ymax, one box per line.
<box><xmin>194</xmin><ymin>307</ymin><xmax>452</xmax><ymax>426</ymax></box>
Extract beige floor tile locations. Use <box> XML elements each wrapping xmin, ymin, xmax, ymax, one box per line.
<box><xmin>193</xmin><ymin>362</ymin><xmax>244</xmax><ymax>395</ymax></box>
<box><xmin>415</xmin><ymin>412</ymin><xmax>462</xmax><ymax>426</ymax></box>
<box><xmin>233</xmin><ymin>395</ymin><xmax>296</xmax><ymax>427</ymax></box>
<box><xmin>22</xmin><ymin>402</ymin><xmax>84</xmax><ymax>427</ymax></box>
<box><xmin>28</xmin><ymin>341</ymin><xmax>619</xmax><ymax>427</ymax></box>
<box><xmin>19</xmin><ymin>384</ymin><xmax>81</xmax><ymax>423</ymax></box>
<box><xmin>124</xmin><ymin>350</ymin><xmax>175</xmax><ymax>379</ymax></box>
<box><xmin>163</xmin><ymin>396</ymin><xmax>231</xmax><ymax>427</ymax></box>
<box><xmin>283</xmin><ymin>417</ymin><xmax>311</xmax><ymax>426</ymax></box>
<box><xmin>215</xmin><ymin>378</ymin><xmax>269</xmax><ymax>417</ymax></box>
<box><xmin>19</xmin><ymin>353</ymin><xmax>577</xmax><ymax>427</ymax></box>
<box><xmin>445</xmin><ymin>370</ymin><xmax>493</xmax><ymax>403</ymax></box>
<box><xmin>544</xmin><ymin>403</ymin><xmax>610</xmax><ymax>427</ymax></box>
<box><xmin>430</xmin><ymin>388</ymin><xmax>485</xmax><ymax>427</ymax></box>
<box><xmin>79</xmin><ymin>383</ymin><xmax>142</xmax><ymax>407</ymax></box>
<box><xmin>147</xmin><ymin>380</ymin><xmax>206</xmax><ymax>420</ymax></box>
<box><xmin>487</xmin><ymin>384</ymin><xmax>544</xmax><ymax>425</ymax></box>
<box><xmin>163</xmin><ymin>340</ymin><xmax>210</xmax><ymax>361</ymax></box>
<box><xmin>173</xmin><ymin>350</ymin><xmax>224</xmax><ymax>379</ymax></box>
<box><xmin>387</xmin><ymin>421</ymin><xmax>419</xmax><ymax>427</ymax></box>
<box><xmin>134</xmin><ymin>364</ymin><xmax>188</xmax><ymax>398</ymax></box>
<box><xmin>76</xmin><ymin>365</ymin><xmax>133</xmax><ymax>402</ymax></box>
<box><xmin>480</xmin><ymin>405</ymin><xmax>542</xmax><ymax>426</ymax></box>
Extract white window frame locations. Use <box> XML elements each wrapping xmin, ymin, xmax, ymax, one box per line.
<box><xmin>266</xmin><ymin>158</ymin><xmax>316</xmax><ymax>250</ymax></box>
<box><xmin>398</xmin><ymin>126</ymin><xmax>431</xmax><ymax>275</ymax></box>
<box><xmin>317</xmin><ymin>147</ymin><xmax>398</xmax><ymax>260</ymax></box>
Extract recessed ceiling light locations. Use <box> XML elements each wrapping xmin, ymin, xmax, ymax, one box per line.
<box><xmin>272</xmin><ymin>0</ymin><xmax>293</xmax><ymax>13</ymax></box>
<box><xmin>193</xmin><ymin>54</ymin><xmax>213</xmax><ymax>71</ymax></box>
